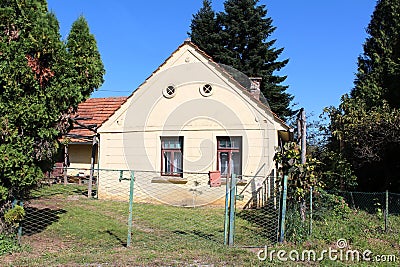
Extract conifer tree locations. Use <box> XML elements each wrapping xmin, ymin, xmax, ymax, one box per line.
<box><xmin>189</xmin><ymin>0</ymin><xmax>223</xmax><ymax>60</ymax></box>
<box><xmin>189</xmin><ymin>0</ymin><xmax>293</xmax><ymax>119</ymax></box>
<box><xmin>67</xmin><ymin>16</ymin><xmax>105</xmax><ymax>98</ymax></box>
<box><xmin>351</xmin><ymin>0</ymin><xmax>400</xmax><ymax>109</ymax></box>
<box><xmin>0</xmin><ymin>0</ymin><xmax>104</xmax><ymax>216</ymax></box>
<box><xmin>328</xmin><ymin>0</ymin><xmax>400</xmax><ymax>191</ymax></box>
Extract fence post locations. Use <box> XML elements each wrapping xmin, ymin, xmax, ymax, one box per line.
<box><xmin>350</xmin><ymin>192</ymin><xmax>355</xmax><ymax>209</ymax></box>
<box><xmin>63</xmin><ymin>145</ymin><xmax>68</xmax><ymax>185</ymax></box>
<box><xmin>279</xmin><ymin>175</ymin><xmax>288</xmax><ymax>243</ymax></box>
<box><xmin>309</xmin><ymin>186</ymin><xmax>313</xmax><ymax>237</ymax></box>
<box><xmin>228</xmin><ymin>174</ymin><xmax>237</xmax><ymax>246</ymax></box>
<box><xmin>119</xmin><ymin>170</ymin><xmax>124</xmax><ymax>182</ymax></box>
<box><xmin>224</xmin><ymin>175</ymin><xmax>230</xmax><ymax>245</ymax></box>
<box><xmin>12</xmin><ymin>200</ymin><xmax>23</xmax><ymax>245</ymax></box>
<box><xmin>88</xmin><ymin>135</ymin><xmax>97</xmax><ymax>198</ymax></box>
<box><xmin>385</xmin><ymin>190</ymin><xmax>389</xmax><ymax>233</ymax></box>
<box><xmin>126</xmin><ymin>171</ymin><xmax>135</xmax><ymax>247</ymax></box>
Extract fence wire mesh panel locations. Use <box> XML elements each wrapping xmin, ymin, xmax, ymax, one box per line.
<box><xmin>283</xmin><ymin>189</ymin><xmax>400</xmax><ymax>244</ymax></box>
<box><xmin>128</xmin><ymin>171</ymin><xmax>226</xmax><ymax>245</ymax></box>
<box><xmin>389</xmin><ymin>193</ymin><xmax>400</xmax><ymax>215</ymax></box>
<box><xmin>334</xmin><ymin>191</ymin><xmax>386</xmax><ymax>213</ymax></box>
<box><xmin>32</xmin><ymin>169</ymin><xmax>228</xmax><ymax>246</ymax></box>
<box><xmin>19</xmin><ymin>169</ymin><xmax>400</xmax><ymax>253</ymax></box>
<box><xmin>284</xmin><ymin>197</ymin><xmax>311</xmax><ymax>244</ymax></box>
<box><xmin>21</xmin><ymin>168</ymin><xmax>132</xmax><ymax>247</ymax></box>
<box><xmin>332</xmin><ymin>191</ymin><xmax>400</xmax><ymax>233</ymax></box>
<box><xmin>233</xmin><ymin>175</ymin><xmax>281</xmax><ymax>247</ymax></box>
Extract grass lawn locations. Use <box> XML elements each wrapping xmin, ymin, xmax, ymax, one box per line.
<box><xmin>0</xmin><ymin>184</ymin><xmax>399</xmax><ymax>266</ymax></box>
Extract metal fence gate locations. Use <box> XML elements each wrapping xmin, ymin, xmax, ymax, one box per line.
<box><xmin>224</xmin><ymin>174</ymin><xmax>282</xmax><ymax>247</ymax></box>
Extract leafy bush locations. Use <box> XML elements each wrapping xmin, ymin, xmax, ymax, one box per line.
<box><xmin>0</xmin><ymin>234</ymin><xmax>20</xmax><ymax>256</ymax></box>
<box><xmin>285</xmin><ymin>190</ymin><xmax>352</xmax><ymax>243</ymax></box>
<box><xmin>285</xmin><ymin>204</ymin><xmax>310</xmax><ymax>243</ymax></box>
<box><xmin>313</xmin><ymin>190</ymin><xmax>352</xmax><ymax>220</ymax></box>
<box><xmin>4</xmin><ymin>205</ymin><xmax>25</xmax><ymax>228</ymax></box>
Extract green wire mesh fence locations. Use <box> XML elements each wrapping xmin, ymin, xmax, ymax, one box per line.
<box><xmin>24</xmin><ymin>168</ymin><xmax>283</xmax><ymax>248</ymax></box>
<box><xmin>284</xmin><ymin>188</ymin><xmax>400</xmax><ymax>243</ymax></box>
<box><xmin>233</xmin><ymin>175</ymin><xmax>282</xmax><ymax>247</ymax></box>
<box><xmin>21</xmin><ymin>169</ymin><xmax>400</xmax><ymax>249</ymax></box>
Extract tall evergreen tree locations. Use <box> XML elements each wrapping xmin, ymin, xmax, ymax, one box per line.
<box><xmin>328</xmin><ymin>0</ymin><xmax>400</xmax><ymax>191</ymax></box>
<box><xmin>189</xmin><ymin>0</ymin><xmax>293</xmax><ymax>119</ymax></box>
<box><xmin>67</xmin><ymin>16</ymin><xmax>105</xmax><ymax>99</ymax></box>
<box><xmin>189</xmin><ymin>0</ymin><xmax>223</xmax><ymax>60</ymax></box>
<box><xmin>351</xmin><ymin>0</ymin><xmax>400</xmax><ymax>109</ymax></box>
<box><xmin>0</xmin><ymin>0</ymin><xmax>104</xmax><ymax>223</ymax></box>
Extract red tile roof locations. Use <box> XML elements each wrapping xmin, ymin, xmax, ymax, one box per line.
<box><xmin>66</xmin><ymin>97</ymin><xmax>127</xmax><ymax>143</ymax></box>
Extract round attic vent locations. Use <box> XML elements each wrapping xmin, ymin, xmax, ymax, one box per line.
<box><xmin>163</xmin><ymin>85</ymin><xmax>176</xmax><ymax>98</ymax></box>
<box><xmin>200</xmin><ymin>84</ymin><xmax>213</xmax><ymax>97</ymax></box>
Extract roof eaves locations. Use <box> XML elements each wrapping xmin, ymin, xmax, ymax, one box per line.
<box><xmin>186</xmin><ymin>42</ymin><xmax>290</xmax><ymax>129</ymax></box>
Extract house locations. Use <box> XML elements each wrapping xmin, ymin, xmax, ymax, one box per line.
<box><xmin>63</xmin><ymin>97</ymin><xmax>127</xmax><ymax>177</ymax></box>
<box><xmin>90</xmin><ymin>40</ymin><xmax>292</xmax><ymax>207</ymax></box>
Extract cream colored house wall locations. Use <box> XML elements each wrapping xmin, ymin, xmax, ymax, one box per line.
<box><xmin>68</xmin><ymin>144</ymin><xmax>95</xmax><ymax>176</ymax></box>
<box><xmin>97</xmin><ymin>43</ymin><xmax>288</xmax><ymax>206</ymax></box>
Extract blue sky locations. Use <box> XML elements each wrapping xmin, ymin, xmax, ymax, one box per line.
<box><xmin>47</xmin><ymin>0</ymin><xmax>377</xmax><ymax>118</ymax></box>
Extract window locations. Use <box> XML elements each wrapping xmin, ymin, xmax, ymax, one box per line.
<box><xmin>163</xmin><ymin>85</ymin><xmax>176</xmax><ymax>98</ymax></box>
<box><xmin>217</xmin><ymin>137</ymin><xmax>242</xmax><ymax>178</ymax></box>
<box><xmin>200</xmin><ymin>84</ymin><xmax>213</xmax><ymax>97</ymax></box>
<box><xmin>161</xmin><ymin>137</ymin><xmax>183</xmax><ymax>176</ymax></box>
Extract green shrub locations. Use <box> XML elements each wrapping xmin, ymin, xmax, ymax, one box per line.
<box><xmin>4</xmin><ymin>205</ymin><xmax>25</xmax><ymax>228</ymax></box>
<box><xmin>0</xmin><ymin>186</ymin><xmax>8</xmax><ymax>202</ymax></box>
<box><xmin>285</xmin><ymin>191</ymin><xmax>352</xmax><ymax>243</ymax></box>
<box><xmin>0</xmin><ymin>234</ymin><xmax>20</xmax><ymax>256</ymax></box>
<box><xmin>314</xmin><ymin>190</ymin><xmax>351</xmax><ymax>220</ymax></box>
<box><xmin>285</xmin><ymin>203</ymin><xmax>310</xmax><ymax>243</ymax></box>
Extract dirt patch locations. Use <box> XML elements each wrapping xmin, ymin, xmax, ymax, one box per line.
<box><xmin>67</xmin><ymin>195</ymin><xmax>87</xmax><ymax>201</ymax></box>
<box><xmin>0</xmin><ymin>232</ymin><xmax>73</xmax><ymax>266</ymax></box>
<box><xmin>24</xmin><ymin>233</ymin><xmax>72</xmax><ymax>253</ymax></box>
<box><xmin>368</xmin><ymin>237</ymin><xmax>389</xmax><ymax>245</ymax></box>
<box><xmin>2</xmin><ymin>195</ymin><xmax>77</xmax><ymax>264</ymax></box>
<box><xmin>25</xmin><ymin>197</ymin><xmax>64</xmax><ymax>210</ymax></box>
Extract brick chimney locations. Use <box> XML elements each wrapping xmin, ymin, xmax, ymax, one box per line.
<box><xmin>249</xmin><ymin>77</ymin><xmax>262</xmax><ymax>100</ymax></box>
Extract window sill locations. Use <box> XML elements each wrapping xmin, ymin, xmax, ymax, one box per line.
<box><xmin>150</xmin><ymin>177</ymin><xmax>247</xmax><ymax>186</ymax></box>
<box><xmin>220</xmin><ymin>178</ymin><xmax>247</xmax><ymax>186</ymax></box>
<box><xmin>151</xmin><ymin>176</ymin><xmax>188</xmax><ymax>184</ymax></box>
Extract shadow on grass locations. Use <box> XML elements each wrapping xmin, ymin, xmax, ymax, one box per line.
<box><xmin>22</xmin><ymin>207</ymin><xmax>67</xmax><ymax>236</ymax></box>
<box><xmin>172</xmin><ymin>229</ymin><xmax>219</xmax><ymax>242</ymax></box>
<box><xmin>105</xmin><ymin>230</ymin><xmax>127</xmax><ymax>247</ymax></box>
<box><xmin>236</xmin><ymin>204</ymin><xmax>280</xmax><ymax>244</ymax></box>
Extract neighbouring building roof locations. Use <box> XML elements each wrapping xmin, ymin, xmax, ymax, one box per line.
<box><xmin>66</xmin><ymin>97</ymin><xmax>128</xmax><ymax>143</ymax></box>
